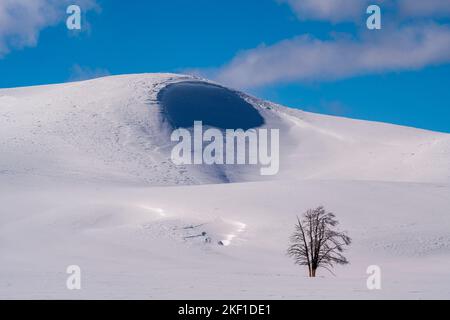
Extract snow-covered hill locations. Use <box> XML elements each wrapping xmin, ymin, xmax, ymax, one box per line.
<box><xmin>1</xmin><ymin>73</ymin><xmax>448</xmax><ymax>186</ymax></box>
<box><xmin>1</xmin><ymin>74</ymin><xmax>449</xmax><ymax>299</ymax></box>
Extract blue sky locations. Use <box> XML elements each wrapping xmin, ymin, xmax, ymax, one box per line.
<box><xmin>1</xmin><ymin>0</ymin><xmax>450</xmax><ymax>132</ymax></box>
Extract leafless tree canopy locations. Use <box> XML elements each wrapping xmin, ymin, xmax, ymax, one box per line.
<box><xmin>287</xmin><ymin>206</ymin><xmax>351</xmax><ymax>277</ymax></box>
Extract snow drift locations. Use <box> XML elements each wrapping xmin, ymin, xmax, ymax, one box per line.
<box><xmin>1</xmin><ymin>73</ymin><xmax>449</xmax><ymax>299</ymax></box>
<box><xmin>1</xmin><ymin>73</ymin><xmax>449</xmax><ymax>186</ymax></box>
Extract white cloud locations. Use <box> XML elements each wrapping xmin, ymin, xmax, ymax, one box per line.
<box><xmin>398</xmin><ymin>0</ymin><xmax>450</xmax><ymax>18</ymax></box>
<box><xmin>279</xmin><ymin>0</ymin><xmax>373</xmax><ymax>23</ymax></box>
<box><xmin>0</xmin><ymin>0</ymin><xmax>98</xmax><ymax>57</ymax></box>
<box><xmin>68</xmin><ymin>64</ymin><xmax>110</xmax><ymax>82</ymax></box>
<box><xmin>280</xmin><ymin>0</ymin><xmax>450</xmax><ymax>23</ymax></box>
<box><xmin>215</xmin><ymin>24</ymin><xmax>450</xmax><ymax>88</ymax></box>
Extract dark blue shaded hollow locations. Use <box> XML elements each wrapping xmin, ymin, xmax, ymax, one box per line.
<box><xmin>157</xmin><ymin>81</ymin><xmax>265</xmax><ymax>130</ymax></box>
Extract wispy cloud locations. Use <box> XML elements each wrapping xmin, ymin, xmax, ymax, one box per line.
<box><xmin>398</xmin><ymin>0</ymin><xmax>450</xmax><ymax>18</ymax></box>
<box><xmin>278</xmin><ymin>0</ymin><xmax>373</xmax><ymax>23</ymax></box>
<box><xmin>206</xmin><ymin>1</ymin><xmax>450</xmax><ymax>89</ymax></box>
<box><xmin>279</xmin><ymin>0</ymin><xmax>450</xmax><ymax>23</ymax></box>
<box><xmin>0</xmin><ymin>0</ymin><xmax>99</xmax><ymax>58</ymax></box>
<box><xmin>68</xmin><ymin>64</ymin><xmax>110</xmax><ymax>82</ymax></box>
<box><xmin>214</xmin><ymin>23</ymin><xmax>450</xmax><ymax>88</ymax></box>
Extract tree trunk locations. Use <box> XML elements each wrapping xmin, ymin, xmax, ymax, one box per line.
<box><xmin>311</xmin><ymin>269</ymin><xmax>316</xmax><ymax>277</ymax></box>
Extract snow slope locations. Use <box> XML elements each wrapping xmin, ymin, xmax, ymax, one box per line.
<box><xmin>1</xmin><ymin>74</ymin><xmax>449</xmax><ymax>299</ymax></box>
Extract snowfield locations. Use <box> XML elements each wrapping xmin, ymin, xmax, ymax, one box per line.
<box><xmin>1</xmin><ymin>74</ymin><xmax>449</xmax><ymax>299</ymax></box>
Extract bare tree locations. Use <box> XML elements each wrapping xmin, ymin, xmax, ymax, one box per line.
<box><xmin>287</xmin><ymin>206</ymin><xmax>351</xmax><ymax>277</ymax></box>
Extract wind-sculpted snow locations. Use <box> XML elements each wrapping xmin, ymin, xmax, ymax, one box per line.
<box><xmin>0</xmin><ymin>73</ymin><xmax>448</xmax><ymax>186</ymax></box>
<box><xmin>1</xmin><ymin>73</ymin><xmax>450</xmax><ymax>299</ymax></box>
<box><xmin>158</xmin><ymin>81</ymin><xmax>265</xmax><ymax>130</ymax></box>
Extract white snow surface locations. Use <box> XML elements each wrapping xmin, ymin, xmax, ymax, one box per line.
<box><xmin>1</xmin><ymin>73</ymin><xmax>449</xmax><ymax>299</ymax></box>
